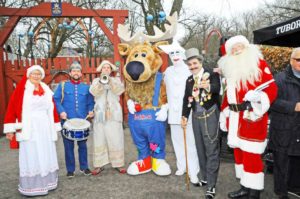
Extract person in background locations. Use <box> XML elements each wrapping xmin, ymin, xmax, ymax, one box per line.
<box><xmin>159</xmin><ymin>41</ymin><xmax>200</xmax><ymax>185</ymax></box>
<box><xmin>218</xmin><ymin>35</ymin><xmax>278</xmax><ymax>199</ymax></box>
<box><xmin>181</xmin><ymin>48</ymin><xmax>221</xmax><ymax>199</ymax></box>
<box><xmin>269</xmin><ymin>47</ymin><xmax>300</xmax><ymax>199</ymax></box>
<box><xmin>89</xmin><ymin>60</ymin><xmax>126</xmax><ymax>175</ymax></box>
<box><xmin>53</xmin><ymin>61</ymin><xmax>94</xmax><ymax>178</ymax></box>
<box><xmin>4</xmin><ymin>65</ymin><xmax>61</xmax><ymax>196</ymax></box>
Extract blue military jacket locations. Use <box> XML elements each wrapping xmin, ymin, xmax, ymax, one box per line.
<box><xmin>53</xmin><ymin>81</ymin><xmax>94</xmax><ymax>119</ymax></box>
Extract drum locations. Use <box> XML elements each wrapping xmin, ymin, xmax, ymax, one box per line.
<box><xmin>62</xmin><ymin>118</ymin><xmax>91</xmax><ymax>141</ymax></box>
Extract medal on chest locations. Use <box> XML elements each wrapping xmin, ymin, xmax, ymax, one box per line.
<box><xmin>190</xmin><ymin>72</ymin><xmax>212</xmax><ymax>107</ymax></box>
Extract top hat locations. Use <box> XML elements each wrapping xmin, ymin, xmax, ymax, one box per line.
<box><xmin>185</xmin><ymin>48</ymin><xmax>203</xmax><ymax>61</ymax></box>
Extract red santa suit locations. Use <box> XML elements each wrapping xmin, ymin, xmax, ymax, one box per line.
<box><xmin>219</xmin><ymin>46</ymin><xmax>277</xmax><ymax>190</ymax></box>
<box><xmin>3</xmin><ymin>65</ymin><xmax>61</xmax><ymax>196</ymax></box>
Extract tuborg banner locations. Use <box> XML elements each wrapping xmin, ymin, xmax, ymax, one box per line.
<box><xmin>253</xmin><ymin>15</ymin><xmax>300</xmax><ymax>47</ymax></box>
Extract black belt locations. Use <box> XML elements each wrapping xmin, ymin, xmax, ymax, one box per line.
<box><xmin>229</xmin><ymin>101</ymin><xmax>252</xmax><ymax>112</ymax></box>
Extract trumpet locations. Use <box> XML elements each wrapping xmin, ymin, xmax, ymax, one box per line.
<box><xmin>99</xmin><ymin>74</ymin><xmax>110</xmax><ymax>84</ymax></box>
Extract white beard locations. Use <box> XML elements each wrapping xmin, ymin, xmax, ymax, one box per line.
<box><xmin>218</xmin><ymin>44</ymin><xmax>263</xmax><ymax>91</ymax></box>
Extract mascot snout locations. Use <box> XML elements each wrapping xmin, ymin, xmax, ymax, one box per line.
<box><xmin>126</xmin><ymin>61</ymin><xmax>145</xmax><ymax>81</ymax></box>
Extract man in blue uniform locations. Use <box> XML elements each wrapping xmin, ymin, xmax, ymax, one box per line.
<box><xmin>54</xmin><ymin>62</ymin><xmax>94</xmax><ymax>178</ymax></box>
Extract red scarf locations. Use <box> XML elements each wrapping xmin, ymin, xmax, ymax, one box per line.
<box><xmin>70</xmin><ymin>79</ymin><xmax>81</xmax><ymax>84</ymax></box>
<box><xmin>33</xmin><ymin>84</ymin><xmax>45</xmax><ymax>96</ymax></box>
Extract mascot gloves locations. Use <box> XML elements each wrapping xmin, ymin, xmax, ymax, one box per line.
<box><xmin>244</xmin><ymin>90</ymin><xmax>261</xmax><ymax>103</ymax></box>
<box><xmin>127</xmin><ymin>99</ymin><xmax>136</xmax><ymax>114</ymax></box>
<box><xmin>155</xmin><ymin>104</ymin><xmax>168</xmax><ymax>122</ymax></box>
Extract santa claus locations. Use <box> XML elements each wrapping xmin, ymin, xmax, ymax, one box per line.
<box><xmin>218</xmin><ymin>35</ymin><xmax>278</xmax><ymax>199</ymax></box>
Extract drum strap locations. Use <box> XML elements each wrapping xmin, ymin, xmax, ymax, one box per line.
<box><xmin>61</xmin><ymin>81</ymin><xmax>65</xmax><ymax>104</ymax></box>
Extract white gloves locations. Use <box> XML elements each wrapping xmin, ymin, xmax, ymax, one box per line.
<box><xmin>244</xmin><ymin>90</ymin><xmax>261</xmax><ymax>103</ymax></box>
<box><xmin>127</xmin><ymin>99</ymin><xmax>136</xmax><ymax>114</ymax></box>
<box><xmin>243</xmin><ymin>110</ymin><xmax>262</xmax><ymax>122</ymax></box>
<box><xmin>155</xmin><ymin>104</ymin><xmax>169</xmax><ymax>121</ymax></box>
<box><xmin>219</xmin><ymin>111</ymin><xmax>228</xmax><ymax>132</ymax></box>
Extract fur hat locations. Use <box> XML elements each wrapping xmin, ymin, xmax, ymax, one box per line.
<box><xmin>97</xmin><ymin>60</ymin><xmax>117</xmax><ymax>72</ymax></box>
<box><xmin>26</xmin><ymin>65</ymin><xmax>45</xmax><ymax>79</ymax></box>
<box><xmin>225</xmin><ymin>35</ymin><xmax>250</xmax><ymax>54</ymax></box>
<box><xmin>185</xmin><ymin>48</ymin><xmax>203</xmax><ymax>61</ymax></box>
<box><xmin>69</xmin><ymin>61</ymin><xmax>82</xmax><ymax>71</ymax></box>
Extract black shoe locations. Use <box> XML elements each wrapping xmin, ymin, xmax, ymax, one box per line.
<box><xmin>205</xmin><ymin>187</ymin><xmax>216</xmax><ymax>199</ymax></box>
<box><xmin>80</xmin><ymin>168</ymin><xmax>92</xmax><ymax>176</ymax></box>
<box><xmin>192</xmin><ymin>180</ymin><xmax>207</xmax><ymax>187</ymax></box>
<box><xmin>248</xmin><ymin>189</ymin><xmax>260</xmax><ymax>199</ymax></box>
<box><xmin>228</xmin><ymin>186</ymin><xmax>249</xmax><ymax>198</ymax></box>
<box><xmin>66</xmin><ymin>172</ymin><xmax>74</xmax><ymax>178</ymax></box>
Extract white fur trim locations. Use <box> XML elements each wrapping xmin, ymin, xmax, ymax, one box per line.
<box><xmin>227</xmin><ymin>111</ymin><xmax>240</xmax><ymax>148</ymax></box>
<box><xmin>14</xmin><ymin>122</ymin><xmax>23</xmax><ymax>130</ymax></box>
<box><xmin>220</xmin><ymin>107</ymin><xmax>229</xmax><ymax>132</ymax></box>
<box><xmin>26</xmin><ymin>65</ymin><xmax>45</xmax><ymax>79</ymax></box>
<box><xmin>17</xmin><ymin>80</ymin><xmax>58</xmax><ymax>142</ymax></box>
<box><xmin>17</xmin><ymin>80</ymin><xmax>34</xmax><ymax>141</ymax></box>
<box><xmin>235</xmin><ymin>164</ymin><xmax>243</xmax><ymax>179</ymax></box>
<box><xmin>238</xmin><ymin>138</ymin><xmax>267</xmax><ymax>154</ymax></box>
<box><xmin>240</xmin><ymin>171</ymin><xmax>264</xmax><ymax>190</ymax></box>
<box><xmin>55</xmin><ymin>123</ymin><xmax>62</xmax><ymax>132</ymax></box>
<box><xmin>3</xmin><ymin>123</ymin><xmax>15</xmax><ymax>133</ymax></box>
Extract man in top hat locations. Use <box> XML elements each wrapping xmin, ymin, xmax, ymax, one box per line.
<box><xmin>181</xmin><ymin>48</ymin><xmax>221</xmax><ymax>199</ymax></box>
<box><xmin>54</xmin><ymin>61</ymin><xmax>95</xmax><ymax>178</ymax></box>
<box><xmin>218</xmin><ymin>35</ymin><xmax>277</xmax><ymax>199</ymax></box>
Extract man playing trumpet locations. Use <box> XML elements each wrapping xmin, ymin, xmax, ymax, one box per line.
<box><xmin>89</xmin><ymin>60</ymin><xmax>126</xmax><ymax>175</ymax></box>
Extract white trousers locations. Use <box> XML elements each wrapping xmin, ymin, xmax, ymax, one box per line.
<box><xmin>170</xmin><ymin>124</ymin><xmax>200</xmax><ymax>179</ymax></box>
<box><xmin>92</xmin><ymin>120</ymin><xmax>125</xmax><ymax>168</ymax></box>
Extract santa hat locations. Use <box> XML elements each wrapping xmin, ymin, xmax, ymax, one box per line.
<box><xmin>225</xmin><ymin>35</ymin><xmax>250</xmax><ymax>54</ymax></box>
<box><xmin>26</xmin><ymin>65</ymin><xmax>45</xmax><ymax>79</ymax></box>
<box><xmin>97</xmin><ymin>60</ymin><xmax>117</xmax><ymax>72</ymax></box>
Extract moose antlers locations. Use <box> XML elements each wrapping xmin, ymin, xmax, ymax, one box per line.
<box><xmin>117</xmin><ymin>12</ymin><xmax>178</xmax><ymax>45</ymax></box>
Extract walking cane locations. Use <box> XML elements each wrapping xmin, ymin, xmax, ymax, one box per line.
<box><xmin>183</xmin><ymin>126</ymin><xmax>190</xmax><ymax>191</ymax></box>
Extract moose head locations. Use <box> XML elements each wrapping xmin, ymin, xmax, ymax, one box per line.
<box><xmin>117</xmin><ymin>12</ymin><xmax>178</xmax><ymax>83</ymax></box>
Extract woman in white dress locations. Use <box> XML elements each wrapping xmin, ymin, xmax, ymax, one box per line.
<box><xmin>3</xmin><ymin>65</ymin><xmax>61</xmax><ymax>196</ymax></box>
<box><xmin>89</xmin><ymin>60</ymin><xmax>126</xmax><ymax>175</ymax></box>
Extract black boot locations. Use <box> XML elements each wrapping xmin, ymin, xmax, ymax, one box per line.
<box><xmin>248</xmin><ymin>189</ymin><xmax>260</xmax><ymax>199</ymax></box>
<box><xmin>228</xmin><ymin>185</ymin><xmax>249</xmax><ymax>198</ymax></box>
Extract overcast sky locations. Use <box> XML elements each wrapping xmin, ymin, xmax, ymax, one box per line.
<box><xmin>163</xmin><ymin>0</ymin><xmax>275</xmax><ymax>40</ymax></box>
<box><xmin>165</xmin><ymin>0</ymin><xmax>275</xmax><ymax>18</ymax></box>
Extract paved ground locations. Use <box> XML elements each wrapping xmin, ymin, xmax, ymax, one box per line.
<box><xmin>0</xmin><ymin>128</ymin><xmax>295</xmax><ymax>199</ymax></box>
